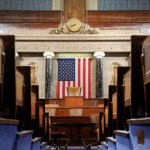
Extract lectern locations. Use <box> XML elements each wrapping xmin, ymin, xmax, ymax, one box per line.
<box><xmin>67</xmin><ymin>87</ymin><xmax>82</xmax><ymax>96</ymax></box>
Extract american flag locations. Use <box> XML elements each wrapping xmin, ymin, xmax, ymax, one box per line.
<box><xmin>57</xmin><ymin>58</ymin><xmax>92</xmax><ymax>98</ymax></box>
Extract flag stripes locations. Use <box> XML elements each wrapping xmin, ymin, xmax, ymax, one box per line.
<box><xmin>57</xmin><ymin>58</ymin><xmax>92</xmax><ymax>99</ymax></box>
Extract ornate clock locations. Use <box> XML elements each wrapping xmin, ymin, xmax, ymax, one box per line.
<box><xmin>66</xmin><ymin>18</ymin><xmax>82</xmax><ymax>32</ymax></box>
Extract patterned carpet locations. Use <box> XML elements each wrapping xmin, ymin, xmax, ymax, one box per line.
<box><xmin>50</xmin><ymin>146</ymin><xmax>98</xmax><ymax>150</ymax></box>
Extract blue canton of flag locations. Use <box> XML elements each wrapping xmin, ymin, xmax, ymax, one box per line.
<box><xmin>58</xmin><ymin>59</ymin><xmax>75</xmax><ymax>81</ymax></box>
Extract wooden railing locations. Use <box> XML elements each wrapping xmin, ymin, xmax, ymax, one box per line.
<box><xmin>45</xmin><ymin>98</ymin><xmax>103</xmax><ymax>107</ymax></box>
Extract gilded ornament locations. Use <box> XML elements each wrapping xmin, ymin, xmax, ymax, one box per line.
<box><xmin>30</xmin><ymin>62</ymin><xmax>38</xmax><ymax>85</ymax></box>
<box><xmin>110</xmin><ymin>62</ymin><xmax>120</xmax><ymax>85</ymax></box>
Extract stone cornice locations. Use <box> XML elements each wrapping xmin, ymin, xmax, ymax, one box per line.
<box><xmin>15</xmin><ymin>35</ymin><xmax>130</xmax><ymax>41</ymax></box>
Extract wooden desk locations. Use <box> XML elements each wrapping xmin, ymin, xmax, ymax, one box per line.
<box><xmin>53</xmin><ymin>122</ymin><xmax>97</xmax><ymax>149</ymax></box>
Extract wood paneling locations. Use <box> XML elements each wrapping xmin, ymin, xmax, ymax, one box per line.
<box><xmin>86</xmin><ymin>10</ymin><xmax>150</xmax><ymax>29</ymax></box>
<box><xmin>45</xmin><ymin>107</ymin><xmax>103</xmax><ymax>117</ymax></box>
<box><xmin>31</xmin><ymin>91</ymin><xmax>36</xmax><ymax>119</ymax></box>
<box><xmin>142</xmin><ymin>36</ymin><xmax>150</xmax><ymax>117</ymax></box>
<box><xmin>123</xmin><ymin>70</ymin><xmax>131</xmax><ymax>107</ymax></box>
<box><xmin>65</xmin><ymin>97</ymin><xmax>83</xmax><ymax>107</ymax></box>
<box><xmin>0</xmin><ymin>23</ymin><xmax>59</xmax><ymax>30</ymax></box>
<box><xmin>50</xmin><ymin>116</ymin><xmax>94</xmax><ymax>139</ymax></box>
<box><xmin>39</xmin><ymin>105</ymin><xmax>44</xmax><ymax>127</ymax></box>
<box><xmin>143</xmin><ymin>36</ymin><xmax>150</xmax><ymax>84</ymax></box>
<box><xmin>64</xmin><ymin>0</ymin><xmax>86</xmax><ymax>22</ymax></box>
<box><xmin>131</xmin><ymin>36</ymin><xmax>146</xmax><ymax>118</ymax></box>
<box><xmin>16</xmin><ymin>70</ymin><xmax>24</xmax><ymax>107</ymax></box>
<box><xmin>112</xmin><ymin>92</ymin><xmax>117</xmax><ymax>119</ymax></box>
<box><xmin>0</xmin><ymin>10</ymin><xmax>62</xmax><ymax>23</ymax></box>
<box><xmin>1</xmin><ymin>35</ymin><xmax>16</xmax><ymax>119</ymax></box>
<box><xmin>108</xmin><ymin>85</ymin><xmax>116</xmax><ymax>136</ymax></box>
<box><xmin>87</xmin><ymin>23</ymin><xmax>150</xmax><ymax>29</ymax></box>
<box><xmin>0</xmin><ymin>38</ymin><xmax>2</xmax><ymax>83</ymax></box>
<box><xmin>87</xmin><ymin>11</ymin><xmax>150</xmax><ymax>23</ymax></box>
<box><xmin>0</xmin><ymin>10</ymin><xmax>150</xmax><ymax>29</ymax></box>
<box><xmin>17</xmin><ymin>66</ymin><xmax>32</xmax><ymax>129</ymax></box>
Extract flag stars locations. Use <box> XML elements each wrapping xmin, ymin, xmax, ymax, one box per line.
<box><xmin>58</xmin><ymin>59</ymin><xmax>75</xmax><ymax>81</ymax></box>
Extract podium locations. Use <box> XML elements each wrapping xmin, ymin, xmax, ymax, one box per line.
<box><xmin>67</xmin><ymin>87</ymin><xmax>82</xmax><ymax>96</ymax></box>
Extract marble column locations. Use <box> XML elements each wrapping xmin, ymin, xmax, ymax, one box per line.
<box><xmin>94</xmin><ymin>52</ymin><xmax>105</xmax><ymax>98</ymax></box>
<box><xmin>43</xmin><ymin>52</ymin><xmax>55</xmax><ymax>99</ymax></box>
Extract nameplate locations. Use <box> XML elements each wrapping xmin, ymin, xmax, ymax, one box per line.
<box><xmin>137</xmin><ymin>130</ymin><xmax>144</xmax><ymax>145</ymax></box>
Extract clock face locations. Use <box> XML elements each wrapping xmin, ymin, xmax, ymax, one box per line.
<box><xmin>66</xmin><ymin>18</ymin><xmax>82</xmax><ymax>32</ymax></box>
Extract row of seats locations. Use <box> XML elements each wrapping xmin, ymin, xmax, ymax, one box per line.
<box><xmin>98</xmin><ymin>35</ymin><xmax>150</xmax><ymax>150</ymax></box>
<box><xmin>0</xmin><ymin>118</ymin><xmax>50</xmax><ymax>150</ymax></box>
<box><xmin>0</xmin><ymin>36</ymin><xmax>51</xmax><ymax>149</ymax></box>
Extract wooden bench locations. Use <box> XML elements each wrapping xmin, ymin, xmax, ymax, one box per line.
<box><xmin>123</xmin><ymin>70</ymin><xmax>131</xmax><ymax>107</ymax></box>
<box><xmin>50</xmin><ymin>116</ymin><xmax>97</xmax><ymax>147</ymax></box>
<box><xmin>44</xmin><ymin>97</ymin><xmax>103</xmax><ymax>107</ymax></box>
<box><xmin>16</xmin><ymin>70</ymin><xmax>24</xmax><ymax>107</ymax></box>
<box><xmin>108</xmin><ymin>85</ymin><xmax>116</xmax><ymax>136</ymax></box>
<box><xmin>0</xmin><ymin>38</ymin><xmax>3</xmax><ymax>84</ymax></box>
<box><xmin>99</xmin><ymin>98</ymin><xmax>108</xmax><ymax>142</ymax></box>
<box><xmin>122</xmin><ymin>69</ymin><xmax>132</xmax><ymax>125</ymax></box>
<box><xmin>45</xmin><ymin>106</ymin><xmax>103</xmax><ymax>117</ymax></box>
<box><xmin>44</xmin><ymin>112</ymin><xmax>50</xmax><ymax>143</ymax></box>
<box><xmin>0</xmin><ymin>37</ymin><xmax>4</xmax><ymax>116</ymax></box>
<box><xmin>142</xmin><ymin>35</ymin><xmax>150</xmax><ymax>116</ymax></box>
<box><xmin>39</xmin><ymin>99</ymin><xmax>45</xmax><ymax>139</ymax></box>
<box><xmin>17</xmin><ymin>66</ymin><xmax>40</xmax><ymax>137</ymax></box>
<box><xmin>31</xmin><ymin>85</ymin><xmax>39</xmax><ymax>137</ymax></box>
<box><xmin>0</xmin><ymin>35</ymin><xmax>16</xmax><ymax>119</ymax></box>
<box><xmin>110</xmin><ymin>67</ymin><xmax>130</xmax><ymax>133</ymax></box>
<box><xmin>129</xmin><ymin>36</ymin><xmax>147</xmax><ymax>118</ymax></box>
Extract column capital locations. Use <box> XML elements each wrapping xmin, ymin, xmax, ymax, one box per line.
<box><xmin>94</xmin><ymin>51</ymin><xmax>105</xmax><ymax>58</ymax></box>
<box><xmin>15</xmin><ymin>52</ymin><xmax>19</xmax><ymax>58</ymax></box>
<box><xmin>43</xmin><ymin>52</ymin><xmax>55</xmax><ymax>58</ymax></box>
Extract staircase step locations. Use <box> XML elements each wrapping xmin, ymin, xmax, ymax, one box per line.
<box><xmin>46</xmin><ymin>145</ymin><xmax>51</xmax><ymax>150</ymax></box>
<box><xmin>32</xmin><ymin>137</ymin><xmax>42</xmax><ymax>150</ymax></box>
<box><xmin>40</xmin><ymin>142</ymin><xmax>48</xmax><ymax>150</ymax></box>
<box><xmin>127</xmin><ymin>117</ymin><xmax>150</xmax><ymax>150</ymax></box>
<box><xmin>0</xmin><ymin>118</ymin><xmax>19</xmax><ymax>150</ymax></box>
<box><xmin>114</xmin><ymin>130</ymin><xmax>133</xmax><ymax>150</ymax></box>
<box><xmin>101</xmin><ymin>141</ymin><xmax>108</xmax><ymax>150</ymax></box>
<box><xmin>106</xmin><ymin>137</ymin><xmax>116</xmax><ymax>150</ymax></box>
<box><xmin>16</xmin><ymin>130</ymin><xmax>33</xmax><ymax>150</ymax></box>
